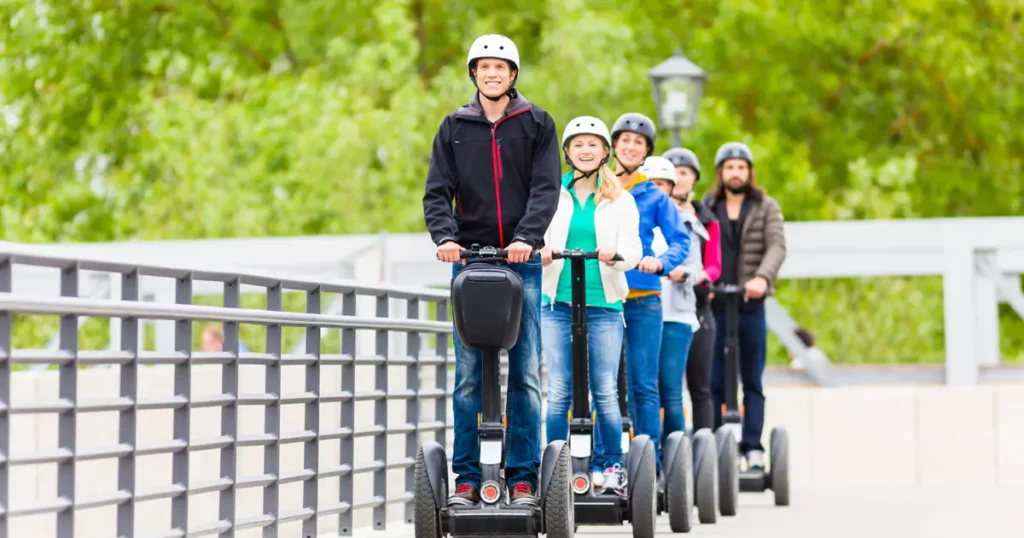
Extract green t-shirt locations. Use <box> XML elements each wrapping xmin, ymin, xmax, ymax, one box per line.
<box><xmin>546</xmin><ymin>172</ymin><xmax>622</xmax><ymax>310</ymax></box>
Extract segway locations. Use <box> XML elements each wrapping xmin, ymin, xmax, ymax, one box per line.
<box><xmin>711</xmin><ymin>283</ymin><xmax>790</xmax><ymax>507</ymax></box>
<box><xmin>414</xmin><ymin>245</ymin><xmax>575</xmax><ymax>538</ymax></box>
<box><xmin>553</xmin><ymin>249</ymin><xmax>658</xmax><ymax>537</ymax></box>
<box><xmin>652</xmin><ymin>267</ymin><xmax>719</xmax><ymax>528</ymax></box>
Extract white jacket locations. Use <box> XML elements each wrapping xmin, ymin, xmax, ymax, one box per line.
<box><xmin>542</xmin><ymin>186</ymin><xmax>643</xmax><ymax>304</ymax></box>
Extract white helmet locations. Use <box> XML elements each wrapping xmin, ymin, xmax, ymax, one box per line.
<box><xmin>561</xmin><ymin>116</ymin><xmax>612</xmax><ymax>148</ymax></box>
<box><xmin>467</xmin><ymin>34</ymin><xmax>520</xmax><ymax>71</ymax></box>
<box><xmin>639</xmin><ymin>156</ymin><xmax>677</xmax><ymax>183</ymax></box>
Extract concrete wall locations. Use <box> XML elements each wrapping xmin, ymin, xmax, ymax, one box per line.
<box><xmin>8</xmin><ymin>366</ymin><xmax>1024</xmax><ymax>537</ymax></box>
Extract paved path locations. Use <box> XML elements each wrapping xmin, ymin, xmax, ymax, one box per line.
<box><xmin>357</xmin><ymin>485</ymin><xmax>1024</xmax><ymax>538</ymax></box>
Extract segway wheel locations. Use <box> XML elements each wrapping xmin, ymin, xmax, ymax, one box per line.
<box><xmin>714</xmin><ymin>428</ymin><xmax>739</xmax><ymax>517</ymax></box>
<box><xmin>544</xmin><ymin>442</ymin><xmax>575</xmax><ymax>538</ymax></box>
<box><xmin>414</xmin><ymin>445</ymin><xmax>443</xmax><ymax>538</ymax></box>
<box><xmin>692</xmin><ymin>428</ymin><xmax>718</xmax><ymax>524</ymax></box>
<box><xmin>628</xmin><ymin>438</ymin><xmax>658</xmax><ymax>538</ymax></box>
<box><xmin>770</xmin><ymin>427</ymin><xmax>791</xmax><ymax>506</ymax></box>
<box><xmin>667</xmin><ymin>433</ymin><xmax>695</xmax><ymax>533</ymax></box>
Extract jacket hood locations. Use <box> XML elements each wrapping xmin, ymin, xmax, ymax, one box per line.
<box><xmin>691</xmin><ymin>199</ymin><xmax>717</xmax><ymax>225</ymax></box>
<box><xmin>454</xmin><ymin>92</ymin><xmax>532</xmax><ymax>120</ymax></box>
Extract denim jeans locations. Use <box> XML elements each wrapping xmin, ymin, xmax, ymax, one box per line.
<box><xmin>616</xmin><ymin>294</ymin><xmax>665</xmax><ymax>470</ymax></box>
<box><xmin>711</xmin><ymin>304</ymin><xmax>767</xmax><ymax>453</ymax></box>
<box><xmin>659</xmin><ymin>321</ymin><xmax>695</xmax><ymax>440</ymax></box>
<box><xmin>451</xmin><ymin>257</ymin><xmax>543</xmax><ymax>490</ymax></box>
<box><xmin>542</xmin><ymin>303</ymin><xmax>624</xmax><ymax>472</ymax></box>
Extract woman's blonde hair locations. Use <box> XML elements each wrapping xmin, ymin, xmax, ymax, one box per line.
<box><xmin>595</xmin><ymin>163</ymin><xmax>623</xmax><ymax>204</ymax></box>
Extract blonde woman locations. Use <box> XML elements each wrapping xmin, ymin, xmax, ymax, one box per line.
<box><xmin>540</xmin><ymin>116</ymin><xmax>642</xmax><ymax>491</ymax></box>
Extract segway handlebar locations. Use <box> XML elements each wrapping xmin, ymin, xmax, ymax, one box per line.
<box><xmin>455</xmin><ymin>244</ymin><xmax>538</xmax><ymax>260</ymax></box>
<box><xmin>551</xmin><ymin>249</ymin><xmax>624</xmax><ymax>262</ymax></box>
<box><xmin>710</xmin><ymin>283</ymin><xmax>745</xmax><ymax>295</ymax></box>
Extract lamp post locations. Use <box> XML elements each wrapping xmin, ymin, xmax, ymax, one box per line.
<box><xmin>648</xmin><ymin>49</ymin><xmax>708</xmax><ymax>149</ymax></box>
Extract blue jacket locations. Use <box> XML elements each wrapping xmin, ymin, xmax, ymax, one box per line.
<box><xmin>624</xmin><ymin>179</ymin><xmax>691</xmax><ymax>292</ymax></box>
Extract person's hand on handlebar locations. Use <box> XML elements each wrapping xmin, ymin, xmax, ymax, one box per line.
<box><xmin>745</xmin><ymin>276</ymin><xmax>768</xmax><ymax>299</ymax></box>
<box><xmin>540</xmin><ymin>246</ymin><xmax>554</xmax><ymax>266</ymax></box>
<box><xmin>437</xmin><ymin>241</ymin><xmax>462</xmax><ymax>263</ymax></box>
<box><xmin>505</xmin><ymin>240</ymin><xmax>534</xmax><ymax>264</ymax></box>
<box><xmin>597</xmin><ymin>246</ymin><xmax>618</xmax><ymax>266</ymax></box>
<box><xmin>637</xmin><ymin>256</ymin><xmax>663</xmax><ymax>274</ymax></box>
<box><xmin>667</xmin><ymin>266</ymin><xmax>688</xmax><ymax>282</ymax></box>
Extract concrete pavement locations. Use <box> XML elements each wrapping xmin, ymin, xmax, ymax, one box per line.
<box><xmin>356</xmin><ymin>484</ymin><xmax>1024</xmax><ymax>538</ymax></box>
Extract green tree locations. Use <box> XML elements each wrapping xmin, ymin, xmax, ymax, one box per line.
<box><xmin>2</xmin><ymin>0</ymin><xmax>1021</xmax><ymax>363</ymax></box>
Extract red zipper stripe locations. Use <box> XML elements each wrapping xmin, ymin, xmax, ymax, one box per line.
<box><xmin>490</xmin><ymin>107</ymin><xmax>531</xmax><ymax>247</ymax></box>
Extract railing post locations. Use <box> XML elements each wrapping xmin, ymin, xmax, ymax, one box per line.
<box><xmin>220</xmin><ymin>278</ymin><xmax>241</xmax><ymax>537</ymax></box>
<box><xmin>57</xmin><ymin>263</ymin><xmax>79</xmax><ymax>538</ymax></box>
<box><xmin>405</xmin><ymin>298</ymin><xmax>421</xmax><ymax>525</ymax></box>
<box><xmin>0</xmin><ymin>256</ymin><xmax>11</xmax><ymax>538</ymax></box>
<box><xmin>117</xmin><ymin>269</ymin><xmax>140</xmax><ymax>537</ymax></box>
<box><xmin>304</xmin><ymin>286</ymin><xmax>321</xmax><ymax>538</ymax></box>
<box><xmin>434</xmin><ymin>299</ymin><xmax>449</xmax><ymax>449</ymax></box>
<box><xmin>172</xmin><ymin>273</ymin><xmax>193</xmax><ymax>533</ymax></box>
<box><xmin>374</xmin><ymin>295</ymin><xmax>389</xmax><ymax>530</ymax></box>
<box><xmin>943</xmin><ymin>235</ymin><xmax>978</xmax><ymax>385</ymax></box>
<box><xmin>263</xmin><ymin>284</ymin><xmax>282</xmax><ymax>538</ymax></box>
<box><xmin>974</xmin><ymin>250</ymin><xmax>1001</xmax><ymax>367</ymax></box>
<box><xmin>338</xmin><ymin>291</ymin><xmax>356</xmax><ymax>536</ymax></box>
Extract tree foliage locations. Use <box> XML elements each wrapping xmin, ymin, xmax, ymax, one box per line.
<box><xmin>2</xmin><ymin>0</ymin><xmax>1022</xmax><ymax>363</ymax></box>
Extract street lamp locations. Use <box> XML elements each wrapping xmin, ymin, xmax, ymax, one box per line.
<box><xmin>648</xmin><ymin>49</ymin><xmax>708</xmax><ymax>148</ymax></box>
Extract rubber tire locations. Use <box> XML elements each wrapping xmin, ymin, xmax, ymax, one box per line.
<box><xmin>544</xmin><ymin>442</ymin><xmax>575</xmax><ymax>538</ymax></box>
<box><xmin>629</xmin><ymin>438</ymin><xmax>658</xmax><ymax>538</ymax></box>
<box><xmin>714</xmin><ymin>428</ymin><xmax>739</xmax><ymax>517</ymax></box>
<box><xmin>692</xmin><ymin>429</ymin><xmax>718</xmax><ymax>524</ymax></box>
<box><xmin>770</xmin><ymin>427</ymin><xmax>790</xmax><ymax>506</ymax></box>
<box><xmin>667</xmin><ymin>434</ymin><xmax>695</xmax><ymax>533</ymax></box>
<box><xmin>413</xmin><ymin>446</ymin><xmax>442</xmax><ymax>538</ymax></box>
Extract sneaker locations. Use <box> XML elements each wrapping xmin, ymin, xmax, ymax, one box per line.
<box><xmin>603</xmin><ymin>464</ymin><xmax>628</xmax><ymax>496</ymax></box>
<box><xmin>746</xmin><ymin>450</ymin><xmax>765</xmax><ymax>470</ymax></box>
<box><xmin>510</xmin><ymin>483</ymin><xmax>537</xmax><ymax>505</ymax></box>
<box><xmin>447</xmin><ymin>484</ymin><xmax>479</xmax><ymax>506</ymax></box>
<box><xmin>591</xmin><ymin>471</ymin><xmax>606</xmax><ymax>491</ymax></box>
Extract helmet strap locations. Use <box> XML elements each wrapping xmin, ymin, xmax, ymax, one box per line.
<box><xmin>616</xmin><ymin>162</ymin><xmax>640</xmax><ymax>177</ymax></box>
<box><xmin>565</xmin><ymin>155</ymin><xmax>609</xmax><ymax>190</ymax></box>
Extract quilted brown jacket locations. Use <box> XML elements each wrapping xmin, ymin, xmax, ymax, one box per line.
<box><xmin>703</xmin><ymin>190</ymin><xmax>787</xmax><ymax>296</ymax></box>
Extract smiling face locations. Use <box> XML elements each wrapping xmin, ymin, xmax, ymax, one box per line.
<box><xmin>614</xmin><ymin>131</ymin><xmax>649</xmax><ymax>169</ymax></box>
<box><xmin>472</xmin><ymin>58</ymin><xmax>516</xmax><ymax>99</ymax></box>
<box><xmin>566</xmin><ymin>134</ymin><xmax>609</xmax><ymax>173</ymax></box>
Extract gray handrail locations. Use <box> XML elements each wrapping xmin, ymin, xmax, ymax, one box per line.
<box><xmin>0</xmin><ymin>243</ymin><xmax>453</xmax><ymax>537</ymax></box>
<box><xmin>0</xmin><ymin>293</ymin><xmax>451</xmax><ymax>333</ymax></box>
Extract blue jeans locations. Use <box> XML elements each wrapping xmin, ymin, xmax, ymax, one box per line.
<box><xmin>542</xmin><ymin>303</ymin><xmax>624</xmax><ymax>472</ymax></box>
<box><xmin>615</xmin><ymin>294</ymin><xmax>665</xmax><ymax>470</ymax></box>
<box><xmin>711</xmin><ymin>305</ymin><xmax>767</xmax><ymax>453</ymax></box>
<box><xmin>659</xmin><ymin>321</ymin><xmax>695</xmax><ymax>440</ymax></box>
<box><xmin>451</xmin><ymin>258</ymin><xmax>543</xmax><ymax>490</ymax></box>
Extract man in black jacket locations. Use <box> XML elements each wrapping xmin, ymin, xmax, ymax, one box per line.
<box><xmin>422</xmin><ymin>33</ymin><xmax>561</xmax><ymax>506</ymax></box>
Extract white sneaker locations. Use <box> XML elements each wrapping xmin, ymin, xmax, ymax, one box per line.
<box><xmin>591</xmin><ymin>471</ymin><xmax>606</xmax><ymax>491</ymax></box>
<box><xmin>603</xmin><ymin>464</ymin><xmax>627</xmax><ymax>495</ymax></box>
<box><xmin>746</xmin><ymin>450</ymin><xmax>764</xmax><ymax>469</ymax></box>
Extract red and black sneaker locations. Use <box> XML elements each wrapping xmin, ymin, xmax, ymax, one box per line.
<box><xmin>510</xmin><ymin>483</ymin><xmax>537</xmax><ymax>505</ymax></box>
<box><xmin>447</xmin><ymin>484</ymin><xmax>479</xmax><ymax>506</ymax></box>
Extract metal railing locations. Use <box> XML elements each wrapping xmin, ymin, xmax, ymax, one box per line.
<box><xmin>0</xmin><ymin>243</ymin><xmax>456</xmax><ymax>537</ymax></box>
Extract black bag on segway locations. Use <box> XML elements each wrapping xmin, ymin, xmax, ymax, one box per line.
<box><xmin>451</xmin><ymin>264</ymin><xmax>524</xmax><ymax>350</ymax></box>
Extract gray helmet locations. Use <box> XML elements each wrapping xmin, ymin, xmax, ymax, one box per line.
<box><xmin>662</xmin><ymin>148</ymin><xmax>701</xmax><ymax>180</ymax></box>
<box><xmin>714</xmin><ymin>142</ymin><xmax>754</xmax><ymax>168</ymax></box>
<box><xmin>611</xmin><ymin>113</ymin><xmax>657</xmax><ymax>156</ymax></box>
